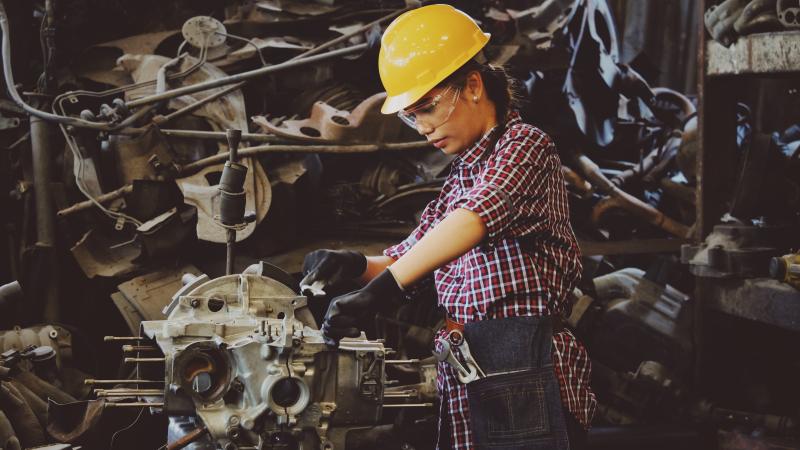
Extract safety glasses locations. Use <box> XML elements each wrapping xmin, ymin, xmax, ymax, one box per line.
<box><xmin>397</xmin><ymin>85</ymin><xmax>461</xmax><ymax>130</ymax></box>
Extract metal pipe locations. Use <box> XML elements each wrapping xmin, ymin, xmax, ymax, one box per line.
<box><xmin>157</xmin><ymin>129</ymin><xmax>288</xmax><ymax>142</ymax></box>
<box><xmin>126</xmin><ymin>43</ymin><xmax>368</xmax><ymax>108</ymax></box>
<box><xmin>289</xmin><ymin>8</ymin><xmax>409</xmax><ymax>61</ymax></box>
<box><xmin>166</xmin><ymin>426</ymin><xmax>208</xmax><ymax>450</ymax></box>
<box><xmin>124</xmin><ymin>357</ymin><xmax>165</xmax><ymax>363</ymax></box>
<box><xmin>384</xmin><ymin>359</ymin><xmax>419</xmax><ymax>364</ymax></box>
<box><xmin>178</xmin><ymin>140</ymin><xmax>431</xmax><ymax>175</ymax></box>
<box><xmin>84</xmin><ymin>379</ymin><xmax>163</xmax><ymax>385</ymax></box>
<box><xmin>576</xmin><ymin>155</ymin><xmax>690</xmax><ymax>237</ymax></box>
<box><xmin>122</xmin><ymin>345</ymin><xmax>158</xmax><ymax>352</ymax></box>
<box><xmin>56</xmin><ymin>184</ymin><xmax>132</xmax><ymax>217</ymax></box>
<box><xmin>104</xmin><ymin>336</ymin><xmax>145</xmax><ymax>341</ymax></box>
<box><xmin>382</xmin><ymin>403</ymin><xmax>434</xmax><ymax>408</ymax></box>
<box><xmin>104</xmin><ymin>402</ymin><xmax>164</xmax><ymax>408</ymax></box>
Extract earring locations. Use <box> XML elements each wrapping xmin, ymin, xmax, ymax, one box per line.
<box><xmin>472</xmin><ymin>95</ymin><xmax>478</xmax><ymax>102</ymax></box>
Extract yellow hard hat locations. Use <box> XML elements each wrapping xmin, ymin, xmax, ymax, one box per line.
<box><xmin>378</xmin><ymin>4</ymin><xmax>490</xmax><ymax>114</ymax></box>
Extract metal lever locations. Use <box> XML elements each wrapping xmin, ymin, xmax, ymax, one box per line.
<box><xmin>219</xmin><ymin>129</ymin><xmax>246</xmax><ymax>275</ymax></box>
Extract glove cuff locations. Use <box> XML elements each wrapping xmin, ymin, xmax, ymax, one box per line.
<box><xmin>366</xmin><ymin>269</ymin><xmax>404</xmax><ymax>306</ymax></box>
<box><xmin>341</xmin><ymin>250</ymin><xmax>368</xmax><ymax>279</ymax></box>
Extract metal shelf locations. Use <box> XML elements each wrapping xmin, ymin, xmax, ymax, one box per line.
<box><xmin>707</xmin><ymin>31</ymin><xmax>800</xmax><ymax>76</ymax></box>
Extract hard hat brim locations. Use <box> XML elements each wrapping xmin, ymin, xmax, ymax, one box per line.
<box><xmin>380</xmin><ymin>32</ymin><xmax>491</xmax><ymax>115</ymax></box>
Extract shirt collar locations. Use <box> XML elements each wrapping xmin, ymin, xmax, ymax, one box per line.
<box><xmin>455</xmin><ymin>111</ymin><xmax>522</xmax><ymax>167</ymax></box>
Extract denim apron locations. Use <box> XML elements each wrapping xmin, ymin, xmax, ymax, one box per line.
<box><xmin>463</xmin><ymin>316</ymin><xmax>570</xmax><ymax>450</ymax></box>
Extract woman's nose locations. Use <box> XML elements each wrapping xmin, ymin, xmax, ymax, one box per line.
<box><xmin>416</xmin><ymin>121</ymin><xmax>434</xmax><ymax>135</ymax></box>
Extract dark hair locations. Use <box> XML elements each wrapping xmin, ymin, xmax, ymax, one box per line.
<box><xmin>438</xmin><ymin>58</ymin><xmax>521</xmax><ymax>123</ymax></box>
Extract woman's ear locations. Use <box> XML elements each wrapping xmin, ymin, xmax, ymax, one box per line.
<box><xmin>464</xmin><ymin>70</ymin><xmax>484</xmax><ymax>102</ymax></box>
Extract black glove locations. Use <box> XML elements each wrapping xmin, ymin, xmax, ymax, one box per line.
<box><xmin>299</xmin><ymin>249</ymin><xmax>367</xmax><ymax>294</ymax></box>
<box><xmin>322</xmin><ymin>269</ymin><xmax>403</xmax><ymax>345</ymax></box>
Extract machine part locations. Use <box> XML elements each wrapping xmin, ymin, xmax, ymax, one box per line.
<box><xmin>592</xmin><ymin>360</ymin><xmax>685</xmax><ymax>424</ymax></box>
<box><xmin>778</xmin><ymin>0</ymin><xmax>800</xmax><ymax>27</ymax></box>
<box><xmin>253</xmin><ymin>93</ymin><xmax>403</xmax><ymax>144</ymax></box>
<box><xmin>588</xmin><ymin>268</ymin><xmax>693</xmax><ymax>377</ymax></box>
<box><xmin>111</xmin><ymin>265</ymin><xmax>205</xmax><ymax>334</ymax></box>
<box><xmin>219</xmin><ymin>129</ymin><xmax>247</xmax><ymax>275</ymax></box>
<box><xmin>0</xmin><ymin>325</ymin><xmax>72</xmax><ymax>368</ymax></box>
<box><xmin>137</xmin><ymin>271</ymin><xmax>411</xmax><ymax>449</ymax></box>
<box><xmin>681</xmin><ymin>223</ymin><xmax>794</xmax><ymax>278</ymax></box>
<box><xmin>702</xmin><ymin>278</ymin><xmax>800</xmax><ymax>331</ymax></box>
<box><xmin>0</xmin><ymin>281</ymin><xmax>22</xmax><ymax>309</ymax></box>
<box><xmin>177</xmin><ymin>140</ymin><xmax>432</xmax><ymax>175</ymax></box>
<box><xmin>0</xmin><ymin>381</ymin><xmax>46</xmax><ymax>448</ymax></box>
<box><xmin>116</xmin><ymin>54</ymin><xmax>272</xmax><ymax>243</ymax></box>
<box><xmin>125</xmin><ymin>43</ymin><xmax>368</xmax><ymax>109</ymax></box>
<box><xmin>181</xmin><ymin>16</ymin><xmax>227</xmax><ymax>49</ymax></box>
<box><xmin>176</xmin><ymin>161</ymin><xmax>270</xmax><ymax>243</ymax></box>
<box><xmin>770</xmin><ymin>253</ymin><xmax>800</xmax><ymax>290</ymax></box>
<box><xmin>704</xmin><ymin>0</ymin><xmax>781</xmax><ymax>47</ymax></box>
<box><xmin>575</xmin><ymin>155</ymin><xmax>690</xmax><ymax>237</ymax></box>
<box><xmin>562</xmin><ymin>0</ymin><xmax>622</xmax><ymax>147</ymax></box>
<box><xmin>70</xmin><ymin>229</ymin><xmax>140</xmax><ymax>279</ymax></box>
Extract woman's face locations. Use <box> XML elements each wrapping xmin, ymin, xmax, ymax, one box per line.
<box><xmin>400</xmin><ymin>72</ymin><xmax>497</xmax><ymax>155</ymax></box>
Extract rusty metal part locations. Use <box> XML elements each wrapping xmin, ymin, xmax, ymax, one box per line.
<box><xmin>562</xmin><ymin>166</ymin><xmax>592</xmax><ymax>197</ymax></box>
<box><xmin>70</xmin><ymin>229</ymin><xmax>140</xmax><ymax>279</ymax></box>
<box><xmin>253</xmin><ymin>93</ymin><xmax>402</xmax><ymax>144</ymax></box>
<box><xmin>47</xmin><ymin>399</ymin><xmax>105</xmax><ymax>442</ymax></box>
<box><xmin>13</xmin><ymin>370</ymin><xmax>76</xmax><ymax>405</ymax></box>
<box><xmin>704</xmin><ymin>0</ymin><xmax>780</xmax><ymax>47</ymax></box>
<box><xmin>0</xmin><ymin>381</ymin><xmax>46</xmax><ymax>448</ymax></box>
<box><xmin>154</xmin><ymin>82</ymin><xmax>245</xmax><ymax>126</ymax></box>
<box><xmin>576</xmin><ymin>155</ymin><xmax>690</xmax><ymax>237</ymax></box>
<box><xmin>57</xmin><ymin>185</ymin><xmax>133</xmax><ymax>217</ymax></box>
<box><xmin>659</xmin><ymin>179</ymin><xmax>696</xmax><ymax>205</ymax></box>
<box><xmin>166</xmin><ymin>426</ymin><xmax>208</xmax><ymax>450</ymax></box>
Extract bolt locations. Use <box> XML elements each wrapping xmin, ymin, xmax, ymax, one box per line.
<box><xmin>190</xmin><ymin>299</ymin><xmax>201</xmax><ymax>308</ymax></box>
<box><xmin>229</xmin><ymin>416</ymin><xmax>240</xmax><ymax>426</ymax></box>
<box><xmin>48</xmin><ymin>329</ymin><xmax>58</xmax><ymax>339</ymax></box>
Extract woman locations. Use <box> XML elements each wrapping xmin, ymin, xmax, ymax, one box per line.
<box><xmin>301</xmin><ymin>4</ymin><xmax>596</xmax><ymax>449</ymax></box>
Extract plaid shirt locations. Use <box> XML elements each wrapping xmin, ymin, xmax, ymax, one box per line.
<box><xmin>384</xmin><ymin>112</ymin><xmax>596</xmax><ymax>449</ymax></box>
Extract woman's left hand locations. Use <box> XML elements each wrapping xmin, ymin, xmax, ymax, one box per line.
<box><xmin>322</xmin><ymin>269</ymin><xmax>403</xmax><ymax>345</ymax></box>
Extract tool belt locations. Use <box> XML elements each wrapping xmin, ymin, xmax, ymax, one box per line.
<box><xmin>445</xmin><ymin>315</ymin><xmax>565</xmax><ymax>334</ymax></box>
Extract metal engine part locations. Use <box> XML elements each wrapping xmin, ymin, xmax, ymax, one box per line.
<box><xmin>139</xmin><ymin>270</ymin><xmax>409</xmax><ymax>450</ymax></box>
<box><xmin>0</xmin><ymin>325</ymin><xmax>72</xmax><ymax>368</ymax></box>
<box><xmin>778</xmin><ymin>0</ymin><xmax>800</xmax><ymax>28</ymax></box>
<box><xmin>681</xmin><ymin>223</ymin><xmax>794</xmax><ymax>278</ymax></box>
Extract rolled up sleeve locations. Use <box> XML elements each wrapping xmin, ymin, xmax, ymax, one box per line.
<box><xmin>453</xmin><ymin>133</ymin><xmax>554</xmax><ymax>240</ymax></box>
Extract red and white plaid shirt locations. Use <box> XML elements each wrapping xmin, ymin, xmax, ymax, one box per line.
<box><xmin>384</xmin><ymin>112</ymin><xmax>596</xmax><ymax>449</ymax></box>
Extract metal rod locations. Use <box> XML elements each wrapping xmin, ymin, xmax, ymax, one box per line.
<box><xmin>124</xmin><ymin>357</ymin><xmax>165</xmax><ymax>363</ymax></box>
<box><xmin>126</xmin><ymin>43</ymin><xmax>368</xmax><ymax>108</ymax></box>
<box><xmin>383</xmin><ymin>392</ymin><xmax>417</xmax><ymax>398</ymax></box>
<box><xmin>104</xmin><ymin>336</ymin><xmax>144</xmax><ymax>342</ymax></box>
<box><xmin>289</xmin><ymin>8</ymin><xmax>409</xmax><ymax>61</ymax></box>
<box><xmin>57</xmin><ymin>184</ymin><xmax>133</xmax><ymax>217</ymax></box>
<box><xmin>157</xmin><ymin>129</ymin><xmax>288</xmax><ymax>142</ymax></box>
<box><xmin>122</xmin><ymin>345</ymin><xmax>158</xmax><ymax>353</ymax></box>
<box><xmin>382</xmin><ymin>403</ymin><xmax>434</xmax><ymax>408</ymax></box>
<box><xmin>167</xmin><ymin>426</ymin><xmax>208</xmax><ymax>450</ymax></box>
<box><xmin>155</xmin><ymin>81</ymin><xmax>245</xmax><ymax>126</ymax></box>
<box><xmin>85</xmin><ymin>379</ymin><xmax>164</xmax><ymax>385</ymax></box>
<box><xmin>104</xmin><ymin>402</ymin><xmax>164</xmax><ymax>408</ymax></box>
<box><xmin>97</xmin><ymin>390</ymin><xmax>164</xmax><ymax>397</ymax></box>
<box><xmin>178</xmin><ymin>140</ymin><xmax>431</xmax><ymax>175</ymax></box>
<box><xmin>385</xmin><ymin>359</ymin><xmax>419</xmax><ymax>364</ymax></box>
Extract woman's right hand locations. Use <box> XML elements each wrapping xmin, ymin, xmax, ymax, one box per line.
<box><xmin>299</xmin><ymin>249</ymin><xmax>367</xmax><ymax>296</ymax></box>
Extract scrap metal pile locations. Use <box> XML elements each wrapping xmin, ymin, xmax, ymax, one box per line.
<box><xmin>0</xmin><ymin>0</ymin><xmax>798</xmax><ymax>449</ymax></box>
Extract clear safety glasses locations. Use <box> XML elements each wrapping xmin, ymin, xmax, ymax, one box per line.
<box><xmin>397</xmin><ymin>85</ymin><xmax>461</xmax><ymax>130</ymax></box>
